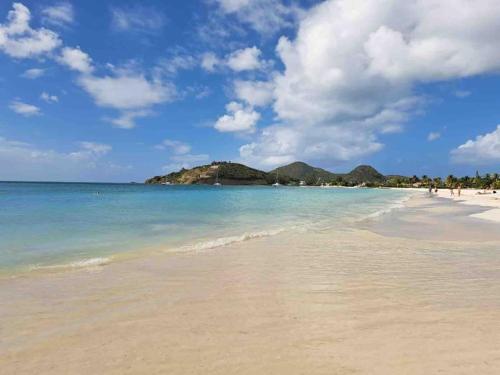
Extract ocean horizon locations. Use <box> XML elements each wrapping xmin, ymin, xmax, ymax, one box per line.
<box><xmin>0</xmin><ymin>182</ymin><xmax>409</xmax><ymax>274</ymax></box>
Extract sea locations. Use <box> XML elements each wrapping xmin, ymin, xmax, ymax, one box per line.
<box><xmin>0</xmin><ymin>182</ymin><xmax>411</xmax><ymax>274</ymax></box>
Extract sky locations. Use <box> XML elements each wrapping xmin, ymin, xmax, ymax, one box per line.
<box><xmin>1</xmin><ymin>0</ymin><xmax>500</xmax><ymax>182</ymax></box>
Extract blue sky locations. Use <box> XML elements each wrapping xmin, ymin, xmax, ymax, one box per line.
<box><xmin>1</xmin><ymin>0</ymin><xmax>499</xmax><ymax>182</ymax></box>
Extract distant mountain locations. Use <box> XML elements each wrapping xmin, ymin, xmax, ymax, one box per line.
<box><xmin>145</xmin><ymin>162</ymin><xmax>271</xmax><ymax>185</ymax></box>
<box><xmin>270</xmin><ymin>161</ymin><xmax>386</xmax><ymax>184</ymax></box>
<box><xmin>269</xmin><ymin>161</ymin><xmax>335</xmax><ymax>182</ymax></box>
<box><xmin>343</xmin><ymin>165</ymin><xmax>386</xmax><ymax>184</ymax></box>
<box><xmin>145</xmin><ymin>161</ymin><xmax>390</xmax><ymax>186</ymax></box>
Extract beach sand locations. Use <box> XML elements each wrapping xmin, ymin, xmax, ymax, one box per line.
<box><xmin>433</xmin><ymin>188</ymin><xmax>500</xmax><ymax>223</ymax></box>
<box><xmin>1</xmin><ymin>193</ymin><xmax>500</xmax><ymax>374</ymax></box>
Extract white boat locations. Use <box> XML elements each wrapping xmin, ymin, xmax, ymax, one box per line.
<box><xmin>272</xmin><ymin>170</ymin><xmax>281</xmax><ymax>187</ymax></box>
<box><xmin>213</xmin><ymin>169</ymin><xmax>222</xmax><ymax>186</ymax></box>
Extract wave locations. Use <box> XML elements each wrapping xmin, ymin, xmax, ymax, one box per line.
<box><xmin>178</xmin><ymin>228</ymin><xmax>289</xmax><ymax>253</ymax></box>
<box><xmin>360</xmin><ymin>193</ymin><xmax>414</xmax><ymax>220</ymax></box>
<box><xmin>29</xmin><ymin>257</ymin><xmax>111</xmax><ymax>271</ymax></box>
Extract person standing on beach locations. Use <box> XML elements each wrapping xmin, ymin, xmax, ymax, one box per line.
<box><xmin>450</xmin><ymin>186</ymin><xmax>454</xmax><ymax>196</ymax></box>
<box><xmin>428</xmin><ymin>184</ymin><xmax>433</xmax><ymax>195</ymax></box>
<box><xmin>457</xmin><ymin>184</ymin><xmax>461</xmax><ymax>197</ymax></box>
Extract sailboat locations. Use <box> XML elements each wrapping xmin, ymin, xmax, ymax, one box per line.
<box><xmin>213</xmin><ymin>168</ymin><xmax>222</xmax><ymax>186</ymax></box>
<box><xmin>272</xmin><ymin>170</ymin><xmax>281</xmax><ymax>187</ymax></box>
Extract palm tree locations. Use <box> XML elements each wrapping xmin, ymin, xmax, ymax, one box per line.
<box><xmin>421</xmin><ymin>175</ymin><xmax>429</xmax><ymax>187</ymax></box>
<box><xmin>445</xmin><ymin>174</ymin><xmax>455</xmax><ymax>187</ymax></box>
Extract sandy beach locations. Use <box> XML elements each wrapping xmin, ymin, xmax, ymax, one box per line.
<box><xmin>1</xmin><ymin>192</ymin><xmax>500</xmax><ymax>374</ymax></box>
<box><xmin>434</xmin><ymin>188</ymin><xmax>500</xmax><ymax>223</ymax></box>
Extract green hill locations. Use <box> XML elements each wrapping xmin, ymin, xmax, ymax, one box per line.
<box><xmin>270</xmin><ymin>162</ymin><xmax>386</xmax><ymax>185</ymax></box>
<box><xmin>145</xmin><ymin>162</ymin><xmax>271</xmax><ymax>185</ymax></box>
<box><xmin>145</xmin><ymin>161</ymin><xmax>389</xmax><ymax>186</ymax></box>
<box><xmin>343</xmin><ymin>165</ymin><xmax>386</xmax><ymax>184</ymax></box>
<box><xmin>269</xmin><ymin>161</ymin><xmax>335</xmax><ymax>183</ymax></box>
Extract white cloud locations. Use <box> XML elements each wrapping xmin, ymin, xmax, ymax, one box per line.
<box><xmin>57</xmin><ymin>46</ymin><xmax>94</xmax><ymax>73</ymax></box>
<box><xmin>156</xmin><ymin>139</ymin><xmax>208</xmax><ymax>172</ymax></box>
<box><xmin>9</xmin><ymin>100</ymin><xmax>41</xmax><ymax>117</ymax></box>
<box><xmin>226</xmin><ymin>46</ymin><xmax>262</xmax><ymax>72</ymax></box>
<box><xmin>68</xmin><ymin>141</ymin><xmax>112</xmax><ymax>161</ymax></box>
<box><xmin>450</xmin><ymin>125</ymin><xmax>500</xmax><ymax>165</ymax></box>
<box><xmin>239</xmin><ymin>124</ymin><xmax>383</xmax><ymax>169</ymax></box>
<box><xmin>41</xmin><ymin>2</ymin><xmax>74</xmax><ymax>27</ymax></box>
<box><xmin>427</xmin><ymin>132</ymin><xmax>440</xmax><ymax>141</ymax></box>
<box><xmin>0</xmin><ymin>137</ymin><xmax>123</xmax><ymax>181</ymax></box>
<box><xmin>110</xmin><ymin>5</ymin><xmax>165</xmax><ymax>34</ymax></box>
<box><xmin>78</xmin><ymin>72</ymin><xmax>174</xmax><ymax>110</ymax></box>
<box><xmin>78</xmin><ymin>67</ymin><xmax>175</xmax><ymax>128</ymax></box>
<box><xmin>156</xmin><ymin>139</ymin><xmax>192</xmax><ymax>155</ymax></box>
<box><xmin>21</xmin><ymin>68</ymin><xmax>45</xmax><ymax>79</ymax></box>
<box><xmin>214</xmin><ymin>0</ymin><xmax>300</xmax><ymax>35</ymax></box>
<box><xmin>40</xmin><ymin>92</ymin><xmax>58</xmax><ymax>103</ymax></box>
<box><xmin>106</xmin><ymin>110</ymin><xmax>152</xmax><ymax>129</ymax></box>
<box><xmin>214</xmin><ymin>101</ymin><xmax>260</xmax><ymax>133</ymax></box>
<box><xmin>201</xmin><ymin>47</ymin><xmax>271</xmax><ymax>73</ymax></box>
<box><xmin>155</xmin><ymin>54</ymin><xmax>197</xmax><ymax>76</ymax></box>
<box><xmin>201</xmin><ymin>52</ymin><xmax>220</xmax><ymax>72</ymax></box>
<box><xmin>162</xmin><ymin>153</ymin><xmax>210</xmax><ymax>173</ymax></box>
<box><xmin>234</xmin><ymin>80</ymin><xmax>274</xmax><ymax>107</ymax></box>
<box><xmin>0</xmin><ymin>3</ymin><xmax>61</xmax><ymax>59</ymax></box>
<box><xmin>239</xmin><ymin>0</ymin><xmax>500</xmax><ymax>167</ymax></box>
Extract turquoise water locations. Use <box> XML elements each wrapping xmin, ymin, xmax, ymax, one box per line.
<box><xmin>0</xmin><ymin>182</ymin><xmax>409</xmax><ymax>272</ymax></box>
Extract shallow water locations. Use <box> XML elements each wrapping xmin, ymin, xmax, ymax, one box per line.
<box><xmin>0</xmin><ymin>182</ymin><xmax>409</xmax><ymax>272</ymax></box>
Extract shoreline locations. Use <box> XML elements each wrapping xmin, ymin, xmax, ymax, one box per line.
<box><xmin>1</xmin><ymin>192</ymin><xmax>499</xmax><ymax>374</ymax></box>
<box><xmin>1</xmin><ymin>188</ymin><xmax>413</xmax><ymax>280</ymax></box>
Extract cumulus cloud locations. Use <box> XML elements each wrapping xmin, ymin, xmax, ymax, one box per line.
<box><xmin>427</xmin><ymin>132</ymin><xmax>440</xmax><ymax>141</ymax></box>
<box><xmin>214</xmin><ymin>101</ymin><xmax>260</xmax><ymax>133</ymax></box>
<box><xmin>77</xmin><ymin>67</ymin><xmax>176</xmax><ymax>128</ymax></box>
<box><xmin>41</xmin><ymin>2</ymin><xmax>74</xmax><ymax>27</ymax></box>
<box><xmin>78</xmin><ymin>72</ymin><xmax>174</xmax><ymax>110</ymax></box>
<box><xmin>201</xmin><ymin>47</ymin><xmax>269</xmax><ymax>73</ymax></box>
<box><xmin>21</xmin><ymin>68</ymin><xmax>45</xmax><ymax>79</ymax></box>
<box><xmin>40</xmin><ymin>92</ymin><xmax>58</xmax><ymax>103</ymax></box>
<box><xmin>226</xmin><ymin>46</ymin><xmax>262</xmax><ymax>72</ymax></box>
<box><xmin>201</xmin><ymin>52</ymin><xmax>219</xmax><ymax>72</ymax></box>
<box><xmin>157</xmin><ymin>139</ymin><xmax>209</xmax><ymax>172</ymax></box>
<box><xmin>110</xmin><ymin>5</ymin><xmax>165</xmax><ymax>34</ymax></box>
<box><xmin>450</xmin><ymin>125</ymin><xmax>500</xmax><ymax>165</ymax></box>
<box><xmin>106</xmin><ymin>110</ymin><xmax>152</xmax><ymax>129</ymax></box>
<box><xmin>9</xmin><ymin>100</ymin><xmax>41</xmax><ymax>116</ymax></box>
<box><xmin>234</xmin><ymin>80</ymin><xmax>274</xmax><ymax>107</ymax></box>
<box><xmin>162</xmin><ymin>153</ymin><xmax>210</xmax><ymax>173</ymax></box>
<box><xmin>239</xmin><ymin>0</ymin><xmax>500</xmax><ymax>167</ymax></box>
<box><xmin>57</xmin><ymin>46</ymin><xmax>94</xmax><ymax>73</ymax></box>
<box><xmin>0</xmin><ymin>137</ymin><xmax>123</xmax><ymax>181</ymax></box>
<box><xmin>156</xmin><ymin>139</ymin><xmax>192</xmax><ymax>155</ymax></box>
<box><xmin>0</xmin><ymin>2</ymin><xmax>61</xmax><ymax>58</ymax></box>
<box><xmin>213</xmin><ymin>0</ymin><xmax>300</xmax><ymax>35</ymax></box>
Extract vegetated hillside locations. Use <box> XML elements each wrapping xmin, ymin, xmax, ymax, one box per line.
<box><xmin>343</xmin><ymin>165</ymin><xmax>386</xmax><ymax>184</ymax></box>
<box><xmin>145</xmin><ymin>162</ymin><xmax>271</xmax><ymax>185</ymax></box>
<box><xmin>270</xmin><ymin>161</ymin><xmax>336</xmax><ymax>183</ymax></box>
<box><xmin>145</xmin><ymin>161</ymin><xmax>389</xmax><ymax>186</ymax></box>
<box><xmin>271</xmin><ymin>162</ymin><xmax>387</xmax><ymax>185</ymax></box>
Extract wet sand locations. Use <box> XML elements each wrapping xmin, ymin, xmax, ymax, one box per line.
<box><xmin>1</xmin><ymin>194</ymin><xmax>500</xmax><ymax>374</ymax></box>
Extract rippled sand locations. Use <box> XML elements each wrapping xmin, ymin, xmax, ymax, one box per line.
<box><xmin>1</xmin><ymin>195</ymin><xmax>500</xmax><ymax>374</ymax></box>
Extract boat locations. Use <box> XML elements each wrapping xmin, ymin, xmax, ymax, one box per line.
<box><xmin>272</xmin><ymin>170</ymin><xmax>281</xmax><ymax>187</ymax></box>
<box><xmin>213</xmin><ymin>169</ymin><xmax>222</xmax><ymax>186</ymax></box>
